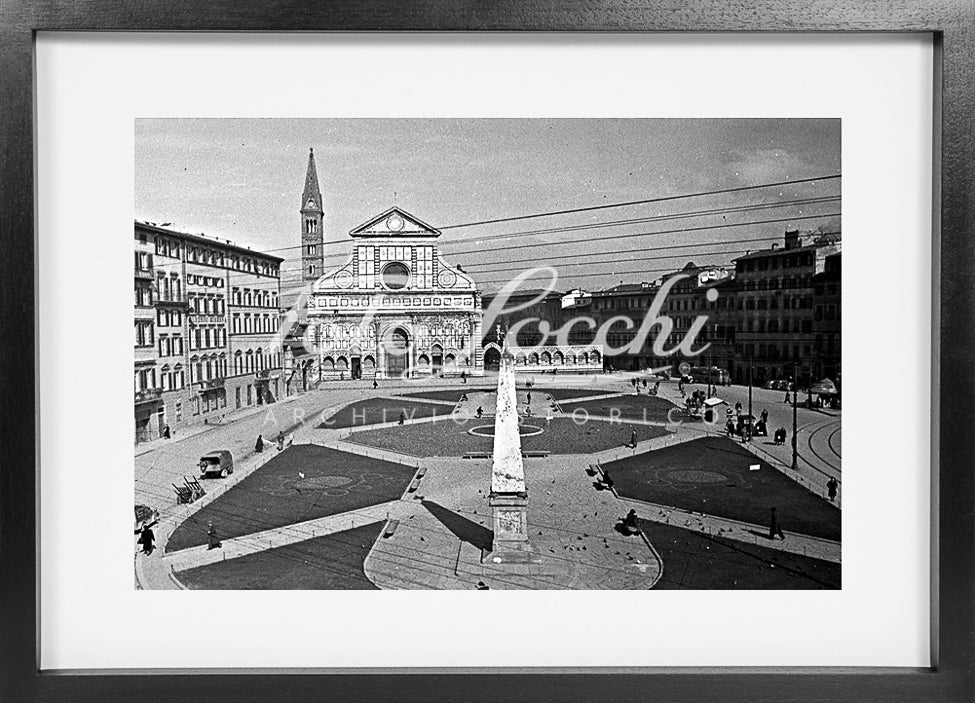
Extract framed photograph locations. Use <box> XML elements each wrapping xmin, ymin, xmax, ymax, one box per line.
<box><xmin>2</xmin><ymin>2</ymin><xmax>973</xmax><ymax>701</ymax></box>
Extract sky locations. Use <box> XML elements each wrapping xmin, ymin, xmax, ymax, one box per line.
<box><xmin>135</xmin><ymin>118</ymin><xmax>840</xmax><ymax>295</ymax></box>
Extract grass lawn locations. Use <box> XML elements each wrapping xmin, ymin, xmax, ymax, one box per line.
<box><xmin>319</xmin><ymin>397</ymin><xmax>451</xmax><ymax>429</ymax></box>
<box><xmin>537</xmin><ymin>388</ymin><xmax>614</xmax><ymax>401</ymax></box>
<box><xmin>559</xmin><ymin>394</ymin><xmax>681</xmax><ymax>423</ymax></box>
<box><xmin>167</xmin><ymin>445</ymin><xmax>414</xmax><ymax>552</ymax></box>
<box><xmin>643</xmin><ymin>520</ymin><xmax>841</xmax><ymax>589</ymax></box>
<box><xmin>177</xmin><ymin>523</ymin><xmax>383</xmax><ymax>590</ymax></box>
<box><xmin>606</xmin><ymin>436</ymin><xmax>840</xmax><ymax>540</ymax></box>
<box><xmin>349</xmin><ymin>417</ymin><xmax>670</xmax><ymax>457</ymax></box>
<box><xmin>398</xmin><ymin>388</ymin><xmax>494</xmax><ymax>402</ymax></box>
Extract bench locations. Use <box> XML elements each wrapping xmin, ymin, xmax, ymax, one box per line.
<box><xmin>407</xmin><ymin>478</ymin><xmax>421</xmax><ymax>493</ymax></box>
<box><xmin>383</xmin><ymin>519</ymin><xmax>399</xmax><ymax>538</ymax></box>
<box><xmin>416</xmin><ymin>467</ymin><xmax>427</xmax><ymax>478</ymax></box>
<box><xmin>522</xmin><ymin>450</ymin><xmax>550</xmax><ymax>458</ymax></box>
<box><xmin>463</xmin><ymin>452</ymin><xmax>492</xmax><ymax>459</ymax></box>
<box><xmin>587</xmin><ymin>463</ymin><xmax>604</xmax><ymax>479</ymax></box>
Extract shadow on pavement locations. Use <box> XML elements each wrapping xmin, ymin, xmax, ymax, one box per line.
<box><xmin>421</xmin><ymin>500</ymin><xmax>493</xmax><ymax>552</ymax></box>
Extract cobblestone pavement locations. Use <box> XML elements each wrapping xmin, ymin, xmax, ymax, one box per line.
<box><xmin>364</xmin><ymin>457</ymin><xmax>662</xmax><ymax>590</ymax></box>
<box><xmin>136</xmin><ymin>376</ymin><xmax>841</xmax><ymax>589</ymax></box>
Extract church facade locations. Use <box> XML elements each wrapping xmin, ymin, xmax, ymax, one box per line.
<box><xmin>308</xmin><ymin>205</ymin><xmax>484</xmax><ymax>380</ymax></box>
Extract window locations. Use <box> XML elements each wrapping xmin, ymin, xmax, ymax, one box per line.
<box><xmin>134</xmin><ymin>283</ymin><xmax>153</xmax><ymax>307</ymax></box>
<box><xmin>134</xmin><ymin>320</ymin><xmax>154</xmax><ymax>346</ymax></box>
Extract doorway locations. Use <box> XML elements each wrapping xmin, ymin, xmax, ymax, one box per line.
<box><xmin>384</xmin><ymin>327</ymin><xmax>410</xmax><ymax>378</ymax></box>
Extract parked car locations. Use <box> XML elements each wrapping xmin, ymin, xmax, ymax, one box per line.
<box><xmin>134</xmin><ymin>504</ymin><xmax>159</xmax><ymax>533</ymax></box>
<box><xmin>199</xmin><ymin>450</ymin><xmax>234</xmax><ymax>479</ymax></box>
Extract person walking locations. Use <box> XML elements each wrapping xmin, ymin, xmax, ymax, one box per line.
<box><xmin>761</xmin><ymin>409</ymin><xmax>769</xmax><ymax>425</ymax></box>
<box><xmin>276</xmin><ymin>431</ymin><xmax>285</xmax><ymax>452</ymax></box>
<box><xmin>527</xmin><ymin>391</ymin><xmax>532</xmax><ymax>405</ymax></box>
<box><xmin>137</xmin><ymin>523</ymin><xmax>155</xmax><ymax>555</ymax></box>
<box><xmin>768</xmin><ymin>508</ymin><xmax>785</xmax><ymax>540</ymax></box>
<box><xmin>827</xmin><ymin>477</ymin><xmax>839</xmax><ymax>502</ymax></box>
<box><xmin>255</xmin><ymin>434</ymin><xmax>265</xmax><ymax>453</ymax></box>
<box><xmin>162</xmin><ymin>424</ymin><xmax>171</xmax><ymax>440</ymax></box>
<box><xmin>372</xmin><ymin>379</ymin><xmax>379</xmax><ymax>390</ymax></box>
<box><xmin>398</xmin><ymin>411</ymin><xmax>406</xmax><ymax>425</ymax></box>
<box><xmin>476</xmin><ymin>406</ymin><xmax>483</xmax><ymax>419</ymax></box>
<box><xmin>629</xmin><ymin>429</ymin><xmax>638</xmax><ymax>448</ymax></box>
<box><xmin>784</xmin><ymin>389</ymin><xmax>791</xmax><ymax>403</ymax></box>
<box><xmin>207</xmin><ymin>521</ymin><xmax>222</xmax><ymax>550</ymax></box>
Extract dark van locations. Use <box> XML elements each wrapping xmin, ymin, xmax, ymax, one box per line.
<box><xmin>199</xmin><ymin>450</ymin><xmax>234</xmax><ymax>479</ymax></box>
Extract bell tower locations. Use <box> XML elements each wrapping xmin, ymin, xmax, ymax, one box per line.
<box><xmin>301</xmin><ymin>147</ymin><xmax>324</xmax><ymax>281</ymax></box>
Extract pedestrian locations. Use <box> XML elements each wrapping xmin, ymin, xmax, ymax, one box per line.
<box><xmin>784</xmin><ymin>389</ymin><xmax>790</xmax><ymax>403</ymax></box>
<box><xmin>207</xmin><ymin>521</ymin><xmax>222</xmax><ymax>550</ymax></box>
<box><xmin>726</xmin><ymin>419</ymin><xmax>735</xmax><ymax>437</ymax></box>
<box><xmin>623</xmin><ymin>508</ymin><xmax>638</xmax><ymax>532</ymax></box>
<box><xmin>460</xmin><ymin>393</ymin><xmax>468</xmax><ymax>402</ymax></box>
<box><xmin>255</xmin><ymin>434</ymin><xmax>264</xmax><ymax>453</ymax></box>
<box><xmin>601</xmin><ymin>468</ymin><xmax>614</xmax><ymax>490</ymax></box>
<box><xmin>276</xmin><ymin>431</ymin><xmax>285</xmax><ymax>451</ymax></box>
<box><xmin>461</xmin><ymin>371</ymin><xmax>467</xmax><ymax>384</ymax></box>
<box><xmin>398</xmin><ymin>411</ymin><xmax>406</xmax><ymax>425</ymax></box>
<box><xmin>827</xmin><ymin>477</ymin><xmax>839</xmax><ymax>502</ymax></box>
<box><xmin>768</xmin><ymin>507</ymin><xmax>785</xmax><ymax>540</ymax></box>
<box><xmin>162</xmin><ymin>424</ymin><xmax>171</xmax><ymax>440</ymax></box>
<box><xmin>735</xmin><ymin>401</ymin><xmax>742</xmax><ymax>416</ymax></box>
<box><xmin>286</xmin><ymin>432</ymin><xmax>295</xmax><ymax>447</ymax></box>
<box><xmin>761</xmin><ymin>409</ymin><xmax>768</xmax><ymax>424</ymax></box>
<box><xmin>475</xmin><ymin>580</ymin><xmax>490</xmax><ymax>590</ymax></box>
<box><xmin>476</xmin><ymin>406</ymin><xmax>483</xmax><ymax>419</ymax></box>
<box><xmin>527</xmin><ymin>391</ymin><xmax>532</xmax><ymax>405</ymax></box>
<box><xmin>137</xmin><ymin>523</ymin><xmax>155</xmax><ymax>555</ymax></box>
<box><xmin>629</xmin><ymin>429</ymin><xmax>638</xmax><ymax>448</ymax></box>
<box><xmin>373</xmin><ymin>379</ymin><xmax>378</xmax><ymax>390</ymax></box>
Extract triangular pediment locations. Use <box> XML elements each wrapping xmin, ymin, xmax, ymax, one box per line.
<box><xmin>349</xmin><ymin>207</ymin><xmax>441</xmax><ymax>238</ymax></box>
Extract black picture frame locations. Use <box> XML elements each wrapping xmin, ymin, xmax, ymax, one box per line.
<box><xmin>2</xmin><ymin>2</ymin><xmax>973</xmax><ymax>701</ymax></box>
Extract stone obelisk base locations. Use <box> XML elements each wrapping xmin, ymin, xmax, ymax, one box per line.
<box><xmin>483</xmin><ymin>492</ymin><xmax>539</xmax><ymax>564</ymax></box>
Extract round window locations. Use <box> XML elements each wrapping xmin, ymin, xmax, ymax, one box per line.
<box><xmin>382</xmin><ymin>262</ymin><xmax>410</xmax><ymax>290</ymax></box>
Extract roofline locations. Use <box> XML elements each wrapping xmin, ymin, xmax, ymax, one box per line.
<box><xmin>348</xmin><ymin>206</ymin><xmax>442</xmax><ymax>237</ymax></box>
<box><xmin>134</xmin><ymin>221</ymin><xmax>285</xmax><ymax>263</ymax></box>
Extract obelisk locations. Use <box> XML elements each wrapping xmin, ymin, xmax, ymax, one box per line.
<box><xmin>485</xmin><ymin>334</ymin><xmax>535</xmax><ymax>563</ymax></box>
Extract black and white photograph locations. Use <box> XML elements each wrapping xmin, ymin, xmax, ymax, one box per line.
<box><xmin>133</xmin><ymin>118</ymin><xmax>842</xmax><ymax>590</ymax></box>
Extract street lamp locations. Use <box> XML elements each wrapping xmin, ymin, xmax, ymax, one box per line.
<box><xmin>791</xmin><ymin>363</ymin><xmax>799</xmax><ymax>471</ymax></box>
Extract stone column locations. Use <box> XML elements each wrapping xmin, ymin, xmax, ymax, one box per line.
<box><xmin>485</xmin><ymin>344</ymin><xmax>536</xmax><ymax>563</ymax></box>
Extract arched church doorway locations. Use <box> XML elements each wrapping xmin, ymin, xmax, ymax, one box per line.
<box><xmin>384</xmin><ymin>327</ymin><xmax>410</xmax><ymax>378</ymax></box>
<box><xmin>484</xmin><ymin>347</ymin><xmax>501</xmax><ymax>372</ymax></box>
